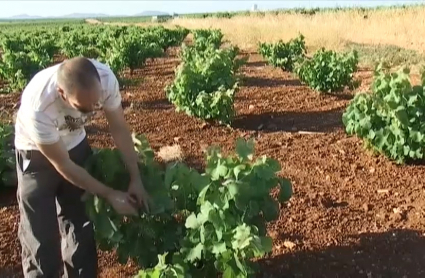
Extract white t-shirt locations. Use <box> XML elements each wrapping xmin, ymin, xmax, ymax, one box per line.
<box><xmin>14</xmin><ymin>59</ymin><xmax>122</xmax><ymax>151</ymax></box>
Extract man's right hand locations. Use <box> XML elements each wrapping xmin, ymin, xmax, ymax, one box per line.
<box><xmin>106</xmin><ymin>190</ymin><xmax>138</xmax><ymax>216</ymax></box>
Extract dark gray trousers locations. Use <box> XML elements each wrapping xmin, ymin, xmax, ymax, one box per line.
<box><xmin>15</xmin><ymin>137</ymin><xmax>97</xmax><ymax>278</ymax></box>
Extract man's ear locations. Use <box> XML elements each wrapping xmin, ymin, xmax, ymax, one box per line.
<box><xmin>57</xmin><ymin>86</ymin><xmax>66</xmax><ymax>100</ymax></box>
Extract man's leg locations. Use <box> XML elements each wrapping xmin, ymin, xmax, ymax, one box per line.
<box><xmin>16</xmin><ymin>149</ymin><xmax>63</xmax><ymax>278</ymax></box>
<box><xmin>56</xmin><ymin>137</ymin><xmax>98</xmax><ymax>278</ymax></box>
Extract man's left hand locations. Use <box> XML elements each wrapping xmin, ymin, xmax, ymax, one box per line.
<box><xmin>128</xmin><ymin>178</ymin><xmax>151</xmax><ymax>213</ymax></box>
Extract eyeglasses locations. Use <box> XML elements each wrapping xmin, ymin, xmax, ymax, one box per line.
<box><xmin>75</xmin><ymin>101</ymin><xmax>103</xmax><ymax>114</ymax></box>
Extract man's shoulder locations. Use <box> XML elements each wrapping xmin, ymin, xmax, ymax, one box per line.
<box><xmin>89</xmin><ymin>59</ymin><xmax>116</xmax><ymax>78</ymax></box>
<box><xmin>88</xmin><ymin>59</ymin><xmax>119</xmax><ymax>93</ymax></box>
<box><xmin>32</xmin><ymin>63</ymin><xmax>62</xmax><ymax>80</ymax></box>
<box><xmin>20</xmin><ymin>63</ymin><xmax>61</xmax><ymax>112</ymax></box>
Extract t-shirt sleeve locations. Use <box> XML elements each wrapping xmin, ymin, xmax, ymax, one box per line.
<box><xmin>102</xmin><ymin>74</ymin><xmax>122</xmax><ymax>111</ymax></box>
<box><xmin>26</xmin><ymin>111</ymin><xmax>60</xmax><ymax>145</ymax></box>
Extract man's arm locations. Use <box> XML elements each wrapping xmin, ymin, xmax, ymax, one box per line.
<box><xmin>104</xmin><ymin>105</ymin><xmax>140</xmax><ymax>181</ymax></box>
<box><xmin>36</xmin><ymin>140</ymin><xmax>113</xmax><ymax>198</ymax></box>
<box><xmin>101</xmin><ymin>73</ymin><xmax>150</xmax><ymax>212</ymax></box>
<box><xmin>104</xmin><ymin>105</ymin><xmax>151</xmax><ymax>212</ymax></box>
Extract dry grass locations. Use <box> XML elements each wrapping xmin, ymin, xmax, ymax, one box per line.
<box><xmin>162</xmin><ymin>6</ymin><xmax>425</xmax><ymax>54</ymax></box>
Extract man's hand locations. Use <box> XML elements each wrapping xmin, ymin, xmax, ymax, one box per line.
<box><xmin>106</xmin><ymin>190</ymin><xmax>138</xmax><ymax>216</ymax></box>
<box><xmin>128</xmin><ymin>178</ymin><xmax>151</xmax><ymax>213</ymax></box>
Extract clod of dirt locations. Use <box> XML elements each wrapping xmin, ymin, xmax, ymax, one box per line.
<box><xmin>377</xmin><ymin>189</ymin><xmax>390</xmax><ymax>194</ymax></box>
<box><xmin>157</xmin><ymin>144</ymin><xmax>183</xmax><ymax>162</ymax></box>
<box><xmin>363</xmin><ymin>203</ymin><xmax>373</xmax><ymax>212</ymax></box>
<box><xmin>283</xmin><ymin>241</ymin><xmax>296</xmax><ymax>250</ymax></box>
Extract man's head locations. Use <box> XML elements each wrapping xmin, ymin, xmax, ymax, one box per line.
<box><xmin>57</xmin><ymin>57</ymin><xmax>102</xmax><ymax>113</ymax></box>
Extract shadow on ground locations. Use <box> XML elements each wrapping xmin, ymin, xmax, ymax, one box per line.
<box><xmin>0</xmin><ymin>265</ymin><xmax>22</xmax><ymax>278</ymax></box>
<box><xmin>233</xmin><ymin>108</ymin><xmax>344</xmax><ymax>133</ymax></box>
<box><xmin>0</xmin><ymin>186</ymin><xmax>17</xmax><ymax>208</ymax></box>
<box><xmin>85</xmin><ymin>124</ymin><xmax>109</xmax><ymax>135</ymax></box>
<box><xmin>182</xmin><ymin>154</ymin><xmax>205</xmax><ymax>173</ymax></box>
<box><xmin>245</xmin><ymin>61</ymin><xmax>268</xmax><ymax>68</ymax></box>
<box><xmin>242</xmin><ymin>76</ymin><xmax>302</xmax><ymax>88</ymax></box>
<box><xmin>258</xmin><ymin>229</ymin><xmax>425</xmax><ymax>278</ymax></box>
<box><xmin>122</xmin><ymin>99</ymin><xmax>173</xmax><ymax>111</ymax></box>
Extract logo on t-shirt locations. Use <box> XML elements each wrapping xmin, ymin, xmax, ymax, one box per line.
<box><xmin>58</xmin><ymin>112</ymin><xmax>95</xmax><ymax>132</ymax></box>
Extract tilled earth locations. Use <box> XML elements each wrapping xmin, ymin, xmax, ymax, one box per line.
<box><xmin>1</xmin><ymin>48</ymin><xmax>425</xmax><ymax>278</ymax></box>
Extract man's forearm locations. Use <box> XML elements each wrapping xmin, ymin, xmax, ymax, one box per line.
<box><xmin>110</xmin><ymin>125</ymin><xmax>141</xmax><ymax>181</ymax></box>
<box><xmin>56</xmin><ymin>161</ymin><xmax>114</xmax><ymax>198</ymax></box>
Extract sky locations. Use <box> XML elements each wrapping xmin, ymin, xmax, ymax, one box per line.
<box><xmin>0</xmin><ymin>0</ymin><xmax>423</xmax><ymax>18</ymax></box>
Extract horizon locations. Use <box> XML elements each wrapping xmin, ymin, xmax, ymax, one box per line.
<box><xmin>0</xmin><ymin>0</ymin><xmax>423</xmax><ymax>19</ymax></box>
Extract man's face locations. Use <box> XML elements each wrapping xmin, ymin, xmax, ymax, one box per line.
<box><xmin>58</xmin><ymin>83</ymin><xmax>102</xmax><ymax>114</ymax></box>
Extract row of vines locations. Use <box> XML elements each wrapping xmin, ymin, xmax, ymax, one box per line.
<box><xmin>166</xmin><ymin>29</ymin><xmax>247</xmax><ymax>126</ymax></box>
<box><xmin>0</xmin><ymin>23</ymin><xmax>189</xmax><ymax>92</ymax></box>
<box><xmin>258</xmin><ymin>34</ymin><xmax>359</xmax><ymax>93</ymax></box>
<box><xmin>258</xmin><ymin>33</ymin><xmax>425</xmax><ymax>165</ymax></box>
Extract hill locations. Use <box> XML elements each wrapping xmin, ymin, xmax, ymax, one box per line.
<box><xmin>1</xmin><ymin>11</ymin><xmax>169</xmax><ymax>20</ymax></box>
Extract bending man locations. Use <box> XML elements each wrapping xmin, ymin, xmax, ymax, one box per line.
<box><xmin>14</xmin><ymin>57</ymin><xmax>150</xmax><ymax>277</ymax></box>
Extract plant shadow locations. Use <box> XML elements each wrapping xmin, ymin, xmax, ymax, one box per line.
<box><xmin>324</xmin><ymin>92</ymin><xmax>355</xmax><ymax>101</ymax></box>
<box><xmin>232</xmin><ymin>108</ymin><xmax>344</xmax><ymax>133</ymax></box>
<box><xmin>245</xmin><ymin>60</ymin><xmax>268</xmax><ymax>68</ymax></box>
<box><xmin>85</xmin><ymin>123</ymin><xmax>109</xmax><ymax>135</ymax></box>
<box><xmin>0</xmin><ymin>186</ymin><xmax>17</xmax><ymax>208</ymax></box>
<box><xmin>0</xmin><ymin>265</ymin><xmax>22</xmax><ymax>278</ymax></box>
<box><xmin>122</xmin><ymin>99</ymin><xmax>173</xmax><ymax>111</ymax></box>
<box><xmin>242</xmin><ymin>76</ymin><xmax>302</xmax><ymax>88</ymax></box>
<box><xmin>182</xmin><ymin>154</ymin><xmax>205</xmax><ymax>173</ymax></box>
<box><xmin>257</xmin><ymin>229</ymin><xmax>425</xmax><ymax>277</ymax></box>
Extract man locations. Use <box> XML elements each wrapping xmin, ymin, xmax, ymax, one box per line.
<box><xmin>14</xmin><ymin>57</ymin><xmax>150</xmax><ymax>277</ymax></box>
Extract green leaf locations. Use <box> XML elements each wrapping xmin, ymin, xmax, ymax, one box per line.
<box><xmin>227</xmin><ymin>181</ymin><xmax>240</xmax><ymax>199</ymax></box>
<box><xmin>185</xmin><ymin>213</ymin><xmax>200</xmax><ymax>229</ymax></box>
<box><xmin>198</xmin><ymin>183</ymin><xmax>210</xmax><ymax>205</ymax></box>
<box><xmin>261</xmin><ymin>236</ymin><xmax>273</xmax><ymax>253</ymax></box>
<box><xmin>201</xmin><ymin>224</ymin><xmax>216</xmax><ymax>245</ymax></box>
<box><xmin>232</xmin><ymin>224</ymin><xmax>252</xmax><ymax>250</ymax></box>
<box><xmin>211</xmin><ymin>163</ymin><xmax>228</xmax><ymax>180</ymax></box>
<box><xmin>395</xmin><ymin>107</ymin><xmax>409</xmax><ymax>126</ymax></box>
<box><xmin>95</xmin><ymin>213</ymin><xmax>117</xmax><ymax>239</ymax></box>
<box><xmin>233</xmin><ymin>164</ymin><xmax>246</xmax><ymax>180</ymax></box>
<box><xmin>278</xmin><ymin>178</ymin><xmax>292</xmax><ymax>202</ymax></box>
<box><xmin>262</xmin><ymin>199</ymin><xmax>279</xmax><ymax>222</ymax></box>
<box><xmin>186</xmin><ymin>242</ymin><xmax>204</xmax><ymax>263</ymax></box>
<box><xmin>164</xmin><ymin>163</ymin><xmax>178</xmax><ymax>188</ymax></box>
<box><xmin>233</xmin><ymin>253</ymin><xmax>246</xmax><ymax>275</ymax></box>
<box><xmin>212</xmin><ymin>241</ymin><xmax>227</xmax><ymax>256</ymax></box>
<box><xmin>236</xmin><ymin>138</ymin><xmax>254</xmax><ymax>161</ymax></box>
<box><xmin>222</xmin><ymin>264</ymin><xmax>238</xmax><ymax>278</ymax></box>
<box><xmin>208</xmin><ymin>209</ymin><xmax>224</xmax><ymax>241</ymax></box>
